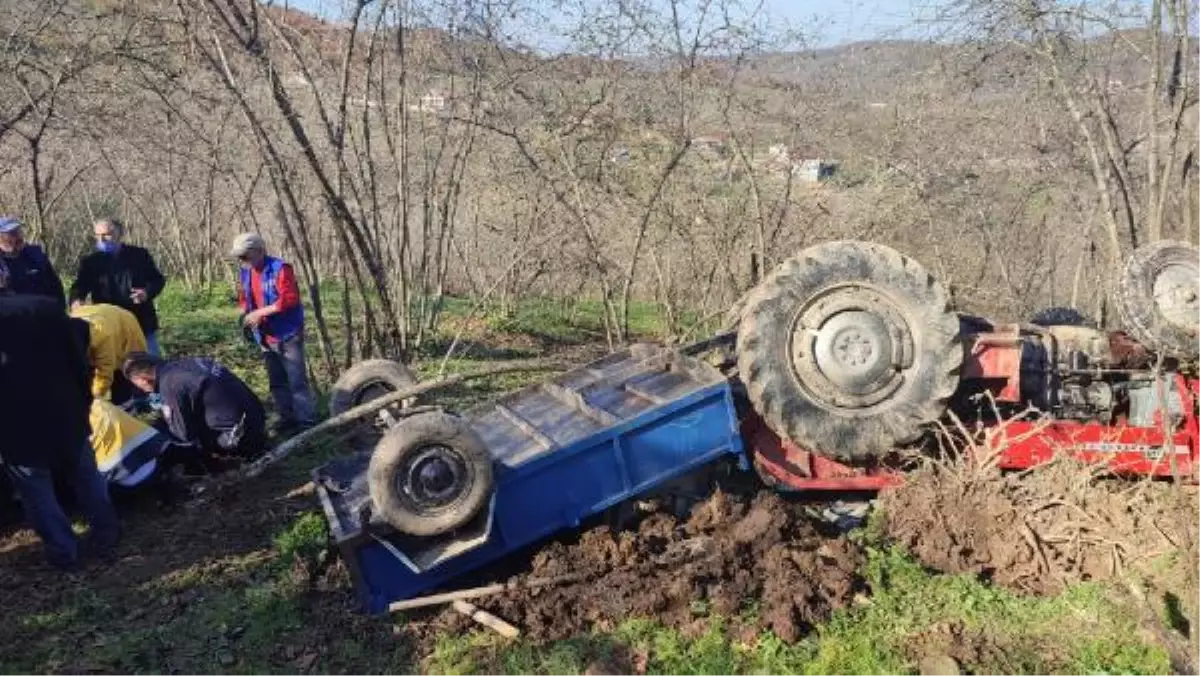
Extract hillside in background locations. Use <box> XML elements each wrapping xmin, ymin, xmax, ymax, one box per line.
<box><xmin>0</xmin><ymin>0</ymin><xmax>1194</xmax><ymax>355</ymax></box>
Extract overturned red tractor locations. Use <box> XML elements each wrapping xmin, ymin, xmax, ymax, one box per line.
<box><xmin>316</xmin><ymin>237</ymin><xmax>1198</xmax><ymax>612</ymax></box>
<box><xmin>721</xmin><ymin>239</ymin><xmax>1200</xmax><ymax>489</ymax></box>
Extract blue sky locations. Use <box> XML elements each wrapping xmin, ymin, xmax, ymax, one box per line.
<box><xmin>279</xmin><ymin>0</ymin><xmax>938</xmax><ymax>49</ymax></box>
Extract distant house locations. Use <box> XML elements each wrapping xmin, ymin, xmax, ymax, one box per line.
<box><xmin>411</xmin><ymin>89</ymin><xmax>448</xmax><ymax>114</ymax></box>
<box><xmin>690</xmin><ymin>133</ymin><xmax>729</xmax><ymax>157</ymax></box>
<box><xmin>767</xmin><ymin>143</ymin><xmax>836</xmax><ymax>182</ymax></box>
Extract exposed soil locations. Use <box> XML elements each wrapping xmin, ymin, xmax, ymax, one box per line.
<box><xmin>902</xmin><ymin>619</ymin><xmax>1064</xmax><ymax>675</ymax></box>
<box><xmin>880</xmin><ymin>456</ymin><xmax>1200</xmax><ymax>671</ymax></box>
<box><xmin>430</xmin><ymin>489</ymin><xmax>867</xmax><ymax>643</ymax></box>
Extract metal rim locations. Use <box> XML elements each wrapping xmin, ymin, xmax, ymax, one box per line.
<box><xmin>396</xmin><ymin>444</ymin><xmax>472</xmax><ymax>515</ymax></box>
<box><xmin>355</xmin><ymin>379</ymin><xmax>407</xmax><ymax>427</ymax></box>
<box><xmin>788</xmin><ymin>283</ymin><xmax>914</xmax><ymax>412</ymax></box>
<box><xmin>354</xmin><ymin>380</ymin><xmax>394</xmax><ymax>407</ymax></box>
<box><xmin>1150</xmin><ymin>261</ymin><xmax>1199</xmax><ymax>330</ymax></box>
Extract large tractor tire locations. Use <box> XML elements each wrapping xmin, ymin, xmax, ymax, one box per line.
<box><xmin>329</xmin><ymin>359</ymin><xmax>419</xmax><ymax>417</ymax></box>
<box><xmin>1113</xmin><ymin>240</ymin><xmax>1199</xmax><ymax>360</ymax></box>
<box><xmin>736</xmin><ymin>241</ymin><xmax>962</xmax><ymax>464</ymax></box>
<box><xmin>368</xmin><ymin>411</ymin><xmax>494</xmax><ymax>537</ymax></box>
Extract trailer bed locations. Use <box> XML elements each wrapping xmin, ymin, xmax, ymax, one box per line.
<box><xmin>314</xmin><ymin>344</ymin><xmax>745</xmax><ymax>613</ymax></box>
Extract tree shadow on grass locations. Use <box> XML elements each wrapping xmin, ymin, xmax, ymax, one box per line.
<box><xmin>0</xmin><ymin>459</ymin><xmax>417</xmax><ymax>674</ymax></box>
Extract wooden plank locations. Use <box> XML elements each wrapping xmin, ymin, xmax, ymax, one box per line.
<box><xmin>494</xmin><ymin>402</ymin><xmax>556</xmax><ymax>451</ymax></box>
<box><xmin>540</xmin><ymin>382</ymin><xmax>620</xmax><ymax>426</ymax></box>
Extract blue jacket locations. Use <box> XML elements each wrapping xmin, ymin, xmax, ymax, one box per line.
<box><xmin>5</xmin><ymin>244</ymin><xmax>65</xmax><ymax>307</ymax></box>
<box><xmin>238</xmin><ymin>255</ymin><xmax>304</xmax><ymax>344</ymax></box>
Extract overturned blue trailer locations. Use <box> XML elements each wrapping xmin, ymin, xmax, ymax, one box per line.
<box><xmin>313</xmin><ymin>344</ymin><xmax>746</xmax><ymax>614</ymax></box>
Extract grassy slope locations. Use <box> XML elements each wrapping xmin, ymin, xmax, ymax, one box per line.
<box><xmin>0</xmin><ymin>285</ymin><xmax>1170</xmax><ymax>674</ymax></box>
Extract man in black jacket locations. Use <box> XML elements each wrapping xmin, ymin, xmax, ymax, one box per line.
<box><xmin>0</xmin><ymin>291</ymin><xmax>120</xmax><ymax>570</ymax></box>
<box><xmin>70</xmin><ymin>218</ymin><xmax>167</xmax><ymax>355</ymax></box>
<box><xmin>0</xmin><ymin>216</ymin><xmax>66</xmax><ymax>306</ymax></box>
<box><xmin>122</xmin><ymin>353</ymin><xmax>267</xmax><ymax>464</ymax></box>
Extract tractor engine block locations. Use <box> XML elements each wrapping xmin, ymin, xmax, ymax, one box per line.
<box><xmin>953</xmin><ymin>316</ymin><xmax>1181</xmax><ymax>426</ymax></box>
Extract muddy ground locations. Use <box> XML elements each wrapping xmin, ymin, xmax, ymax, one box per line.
<box><xmin>0</xmin><ymin>432</ymin><xmax>865</xmax><ymax>673</ymax></box>
<box><xmin>421</xmin><ymin>489</ymin><xmax>867</xmax><ymax>645</ymax></box>
<box><xmin>879</xmin><ymin>455</ymin><xmax>1200</xmax><ymax>671</ymax></box>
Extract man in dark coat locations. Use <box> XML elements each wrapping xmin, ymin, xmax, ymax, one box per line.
<box><xmin>122</xmin><ymin>353</ymin><xmax>267</xmax><ymax>464</ymax></box>
<box><xmin>0</xmin><ymin>290</ymin><xmax>120</xmax><ymax>570</ymax></box>
<box><xmin>0</xmin><ymin>216</ymin><xmax>66</xmax><ymax>306</ymax></box>
<box><xmin>70</xmin><ymin>218</ymin><xmax>167</xmax><ymax>355</ymax></box>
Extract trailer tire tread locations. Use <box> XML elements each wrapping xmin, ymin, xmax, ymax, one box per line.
<box><xmin>368</xmin><ymin>411</ymin><xmax>493</xmax><ymax>537</ymax></box>
<box><xmin>330</xmin><ymin>359</ymin><xmax>419</xmax><ymax>417</ymax></box>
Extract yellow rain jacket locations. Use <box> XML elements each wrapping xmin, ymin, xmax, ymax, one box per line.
<box><xmin>90</xmin><ymin>399</ymin><xmax>162</xmax><ymax>487</ymax></box>
<box><xmin>71</xmin><ymin>303</ymin><xmax>148</xmax><ymax>400</ymax></box>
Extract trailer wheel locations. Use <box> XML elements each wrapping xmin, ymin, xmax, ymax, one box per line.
<box><xmin>329</xmin><ymin>359</ymin><xmax>419</xmax><ymax>418</ymax></box>
<box><xmin>368</xmin><ymin>411</ymin><xmax>493</xmax><ymax>537</ymax></box>
<box><xmin>736</xmin><ymin>240</ymin><xmax>962</xmax><ymax>463</ymax></box>
<box><xmin>1114</xmin><ymin>240</ymin><xmax>1200</xmax><ymax>360</ymax></box>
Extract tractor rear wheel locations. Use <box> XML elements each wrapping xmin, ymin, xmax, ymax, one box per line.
<box><xmin>736</xmin><ymin>240</ymin><xmax>962</xmax><ymax>463</ymax></box>
<box><xmin>1113</xmin><ymin>240</ymin><xmax>1199</xmax><ymax>360</ymax></box>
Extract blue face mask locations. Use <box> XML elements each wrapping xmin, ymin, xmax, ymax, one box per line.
<box><xmin>96</xmin><ymin>240</ymin><xmax>119</xmax><ymax>254</ymax></box>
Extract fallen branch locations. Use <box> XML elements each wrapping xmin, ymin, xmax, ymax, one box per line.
<box><xmin>452</xmin><ymin>600</ymin><xmax>520</xmax><ymax>639</ymax></box>
<box><xmin>243</xmin><ymin>358</ymin><xmax>574</xmax><ymax>480</ymax></box>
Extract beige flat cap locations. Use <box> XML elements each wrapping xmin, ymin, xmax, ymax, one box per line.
<box><xmin>230</xmin><ymin>232</ymin><xmax>266</xmax><ymax>257</ymax></box>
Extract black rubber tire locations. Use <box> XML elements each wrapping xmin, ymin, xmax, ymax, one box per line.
<box><xmin>1029</xmin><ymin>306</ymin><xmax>1093</xmax><ymax>328</ymax></box>
<box><xmin>368</xmin><ymin>411</ymin><xmax>493</xmax><ymax>537</ymax></box>
<box><xmin>1113</xmin><ymin>240</ymin><xmax>1199</xmax><ymax>360</ymax></box>
<box><xmin>736</xmin><ymin>240</ymin><xmax>962</xmax><ymax>464</ymax></box>
<box><xmin>329</xmin><ymin>359</ymin><xmax>419</xmax><ymax>417</ymax></box>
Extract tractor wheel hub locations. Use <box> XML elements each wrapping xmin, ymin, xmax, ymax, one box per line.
<box><xmin>1153</xmin><ymin>263</ymin><xmax>1200</xmax><ymax>329</ymax></box>
<box><xmin>788</xmin><ymin>284</ymin><xmax>914</xmax><ymax>412</ymax></box>
<box><xmin>810</xmin><ymin>311</ymin><xmax>894</xmax><ymax>391</ymax></box>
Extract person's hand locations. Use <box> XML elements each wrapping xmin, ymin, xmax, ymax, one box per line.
<box><xmin>70</xmin><ymin>299</ymin><xmax>85</xmax><ymax>310</ymax></box>
<box><xmin>243</xmin><ymin>308</ymin><xmax>270</xmax><ymax>327</ymax></box>
<box><xmin>130</xmin><ymin>288</ymin><xmax>148</xmax><ymax>304</ymax></box>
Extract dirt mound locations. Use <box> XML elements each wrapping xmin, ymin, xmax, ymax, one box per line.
<box><xmin>881</xmin><ymin>457</ymin><xmax>1198</xmax><ymax>595</ymax></box>
<box><xmin>460</xmin><ymin>490</ymin><xmax>865</xmax><ymax>642</ymax></box>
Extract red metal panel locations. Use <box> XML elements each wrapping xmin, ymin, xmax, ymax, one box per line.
<box><xmin>742</xmin><ymin>414</ymin><xmax>903</xmax><ymax>491</ymax></box>
<box><xmin>741</xmin><ymin>375</ymin><xmax>1199</xmax><ymax>491</ymax></box>
<box><xmin>960</xmin><ymin>328</ymin><xmax>1023</xmax><ymax>403</ymax></box>
<box><xmin>992</xmin><ymin>374</ymin><xmax>1199</xmax><ymax>479</ymax></box>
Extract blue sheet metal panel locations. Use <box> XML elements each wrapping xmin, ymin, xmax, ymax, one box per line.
<box><xmin>507</xmin><ymin>389</ymin><xmax>602</xmax><ymax>446</ymax></box>
<box><xmin>351</xmin><ymin>534</ymin><xmax>514</xmax><ymax>613</ymax></box>
<box><xmin>619</xmin><ymin>402</ymin><xmax>733</xmax><ymax>488</ymax></box>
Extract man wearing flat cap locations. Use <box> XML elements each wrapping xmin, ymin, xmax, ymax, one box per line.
<box><xmin>0</xmin><ymin>216</ymin><xmax>66</xmax><ymax>306</ymax></box>
<box><xmin>230</xmin><ymin>232</ymin><xmax>316</xmax><ymax>436</ymax></box>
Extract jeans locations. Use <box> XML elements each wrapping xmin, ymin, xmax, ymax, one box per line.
<box><xmin>145</xmin><ymin>331</ymin><xmax>162</xmax><ymax>357</ymax></box>
<box><xmin>4</xmin><ymin>443</ymin><xmax>120</xmax><ymax>569</ymax></box>
<box><xmin>262</xmin><ymin>334</ymin><xmax>316</xmax><ymax>426</ymax></box>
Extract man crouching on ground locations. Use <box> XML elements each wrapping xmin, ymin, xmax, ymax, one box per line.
<box><xmin>121</xmin><ymin>352</ymin><xmax>268</xmax><ymax>469</ymax></box>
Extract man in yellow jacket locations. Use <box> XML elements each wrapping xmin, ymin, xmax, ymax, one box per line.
<box><xmin>90</xmin><ymin>398</ymin><xmax>169</xmax><ymax>489</ymax></box>
<box><xmin>70</xmin><ymin>303</ymin><xmax>147</xmax><ymax>403</ymax></box>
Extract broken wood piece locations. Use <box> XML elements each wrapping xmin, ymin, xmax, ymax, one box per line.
<box><xmin>388</xmin><ymin>571</ymin><xmax>592</xmax><ymax>612</ymax></box>
<box><xmin>452</xmin><ymin>600</ymin><xmax>520</xmax><ymax>639</ymax></box>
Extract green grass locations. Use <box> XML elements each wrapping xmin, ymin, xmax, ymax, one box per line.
<box><xmin>423</xmin><ymin>545</ymin><xmax>1170</xmax><ymax>675</ymax></box>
